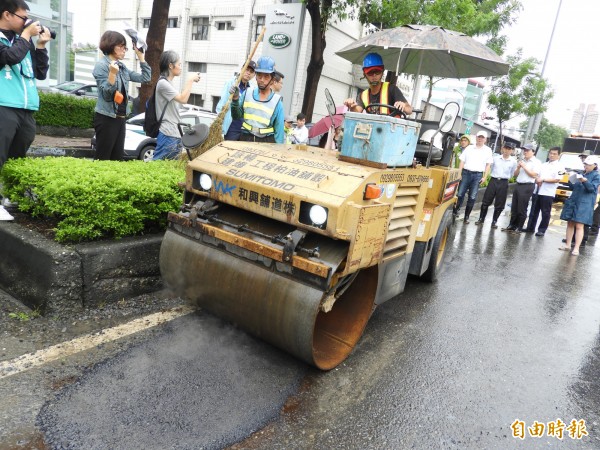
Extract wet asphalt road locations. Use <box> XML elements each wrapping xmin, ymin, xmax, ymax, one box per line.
<box><xmin>3</xmin><ymin>203</ymin><xmax>600</xmax><ymax>449</ymax></box>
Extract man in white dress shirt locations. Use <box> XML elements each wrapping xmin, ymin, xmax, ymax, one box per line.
<box><xmin>524</xmin><ymin>146</ymin><xmax>564</xmax><ymax>236</ymax></box>
<box><xmin>453</xmin><ymin>130</ymin><xmax>493</xmax><ymax>224</ymax></box>
<box><xmin>501</xmin><ymin>143</ymin><xmax>542</xmax><ymax>234</ymax></box>
<box><xmin>475</xmin><ymin>142</ymin><xmax>518</xmax><ymax>228</ymax></box>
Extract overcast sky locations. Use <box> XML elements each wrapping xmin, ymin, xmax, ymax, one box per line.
<box><xmin>67</xmin><ymin>0</ymin><xmax>596</xmax><ymax>129</ymax></box>
<box><xmin>504</xmin><ymin>0</ymin><xmax>598</xmax><ymax>128</ymax></box>
<box><xmin>68</xmin><ymin>0</ymin><xmax>100</xmax><ymax>45</ymax></box>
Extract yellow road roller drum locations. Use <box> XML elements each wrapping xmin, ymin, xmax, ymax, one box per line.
<box><xmin>160</xmin><ymin>133</ymin><xmax>458</xmax><ymax>370</ymax></box>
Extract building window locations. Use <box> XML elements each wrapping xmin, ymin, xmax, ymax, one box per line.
<box><xmin>191</xmin><ymin>17</ymin><xmax>210</xmax><ymax>40</ymax></box>
<box><xmin>143</xmin><ymin>18</ymin><xmax>177</xmax><ymax>29</ymax></box>
<box><xmin>188</xmin><ymin>94</ymin><xmax>204</xmax><ymax>108</ymax></box>
<box><xmin>254</xmin><ymin>16</ymin><xmax>265</xmax><ymax>41</ymax></box>
<box><xmin>188</xmin><ymin>62</ymin><xmax>207</xmax><ymax>73</ymax></box>
<box><xmin>216</xmin><ymin>21</ymin><xmax>234</xmax><ymax>31</ymax></box>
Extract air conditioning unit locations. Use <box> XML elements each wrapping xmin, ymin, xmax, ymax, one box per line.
<box><xmin>230</xmin><ymin>20</ymin><xmax>236</xmax><ymax>29</ymax></box>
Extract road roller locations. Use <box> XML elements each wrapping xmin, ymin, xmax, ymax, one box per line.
<box><xmin>160</xmin><ymin>99</ymin><xmax>461</xmax><ymax>370</ymax></box>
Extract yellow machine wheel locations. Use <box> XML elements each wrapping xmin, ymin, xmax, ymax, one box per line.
<box><xmin>422</xmin><ymin>208</ymin><xmax>453</xmax><ymax>282</ymax></box>
<box><xmin>159</xmin><ymin>229</ymin><xmax>378</xmax><ymax>370</ymax></box>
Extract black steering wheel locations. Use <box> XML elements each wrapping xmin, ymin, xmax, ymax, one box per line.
<box><xmin>364</xmin><ymin>103</ymin><xmax>407</xmax><ymax>118</ymax></box>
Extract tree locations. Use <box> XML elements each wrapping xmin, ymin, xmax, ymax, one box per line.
<box><xmin>302</xmin><ymin>0</ymin><xmax>367</xmax><ymax>122</ymax></box>
<box><xmin>417</xmin><ymin>0</ymin><xmax>521</xmax><ymax>116</ymax></box>
<box><xmin>138</xmin><ymin>0</ymin><xmax>171</xmax><ymax>113</ymax></box>
<box><xmin>533</xmin><ymin>117</ymin><xmax>569</xmax><ymax>150</ymax></box>
<box><xmin>360</xmin><ymin>0</ymin><xmax>521</xmax><ymax>39</ymax></box>
<box><xmin>302</xmin><ymin>0</ymin><xmax>331</xmax><ymax>123</ymax></box>
<box><xmin>487</xmin><ymin>49</ymin><xmax>552</xmax><ymax>146</ymax></box>
<box><xmin>300</xmin><ymin>0</ymin><xmax>522</xmax><ymax>120</ymax></box>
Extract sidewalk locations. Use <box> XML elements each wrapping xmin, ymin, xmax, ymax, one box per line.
<box><xmin>32</xmin><ymin>134</ymin><xmax>91</xmax><ymax>149</ymax></box>
<box><xmin>28</xmin><ymin>133</ymin><xmax>94</xmax><ymax>158</ymax></box>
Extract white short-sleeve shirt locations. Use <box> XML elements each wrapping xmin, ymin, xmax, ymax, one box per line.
<box><xmin>516</xmin><ymin>156</ymin><xmax>542</xmax><ymax>183</ymax></box>
<box><xmin>459</xmin><ymin>144</ymin><xmax>494</xmax><ymax>172</ymax></box>
<box><xmin>537</xmin><ymin>159</ymin><xmax>564</xmax><ymax>196</ymax></box>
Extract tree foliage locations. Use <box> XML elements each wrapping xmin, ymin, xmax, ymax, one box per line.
<box><xmin>534</xmin><ymin>117</ymin><xmax>569</xmax><ymax>150</ymax></box>
<box><xmin>301</xmin><ymin>0</ymin><xmax>522</xmax><ymax>120</ymax></box>
<box><xmin>357</xmin><ymin>0</ymin><xmax>521</xmax><ymax>50</ymax></box>
<box><xmin>301</xmin><ymin>0</ymin><xmax>363</xmax><ymax>121</ymax></box>
<box><xmin>487</xmin><ymin>49</ymin><xmax>552</xmax><ymax>144</ymax></box>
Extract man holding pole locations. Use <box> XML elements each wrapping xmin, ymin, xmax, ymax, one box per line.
<box><xmin>230</xmin><ymin>56</ymin><xmax>284</xmax><ymax>144</ymax></box>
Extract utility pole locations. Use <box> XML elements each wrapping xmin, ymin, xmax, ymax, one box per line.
<box><xmin>525</xmin><ymin>0</ymin><xmax>563</xmax><ymax>144</ymax></box>
<box><xmin>453</xmin><ymin>88</ymin><xmax>465</xmax><ymax>134</ymax></box>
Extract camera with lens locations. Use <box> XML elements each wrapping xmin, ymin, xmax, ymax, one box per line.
<box><xmin>24</xmin><ymin>19</ymin><xmax>56</xmax><ymax>39</ymax></box>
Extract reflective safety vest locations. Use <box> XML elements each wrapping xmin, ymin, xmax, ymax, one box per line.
<box><xmin>242</xmin><ymin>87</ymin><xmax>282</xmax><ymax>137</ymax></box>
<box><xmin>361</xmin><ymin>82</ymin><xmax>390</xmax><ymax>114</ymax></box>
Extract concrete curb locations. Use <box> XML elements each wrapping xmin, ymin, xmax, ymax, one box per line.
<box><xmin>35</xmin><ymin>125</ymin><xmax>95</xmax><ymax>138</ymax></box>
<box><xmin>27</xmin><ymin>146</ymin><xmax>95</xmax><ymax>159</ymax></box>
<box><xmin>0</xmin><ymin>222</ymin><xmax>163</xmax><ymax>315</ymax></box>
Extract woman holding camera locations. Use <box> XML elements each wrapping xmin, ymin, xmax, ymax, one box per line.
<box><xmin>93</xmin><ymin>30</ymin><xmax>150</xmax><ymax>160</ymax></box>
<box><xmin>152</xmin><ymin>50</ymin><xmax>200</xmax><ymax>160</ymax></box>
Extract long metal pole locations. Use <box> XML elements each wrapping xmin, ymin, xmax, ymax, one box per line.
<box><xmin>529</xmin><ymin>0</ymin><xmax>563</xmax><ymax>143</ymax></box>
<box><xmin>453</xmin><ymin>89</ymin><xmax>465</xmax><ymax>134</ymax></box>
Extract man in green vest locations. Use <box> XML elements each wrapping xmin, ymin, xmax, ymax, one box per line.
<box><xmin>231</xmin><ymin>55</ymin><xmax>284</xmax><ymax>143</ymax></box>
<box><xmin>0</xmin><ymin>0</ymin><xmax>51</xmax><ymax>221</ymax></box>
<box><xmin>344</xmin><ymin>52</ymin><xmax>412</xmax><ymax>116</ymax></box>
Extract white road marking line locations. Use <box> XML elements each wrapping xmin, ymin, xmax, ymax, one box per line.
<box><xmin>0</xmin><ymin>306</ymin><xmax>194</xmax><ymax>380</ymax></box>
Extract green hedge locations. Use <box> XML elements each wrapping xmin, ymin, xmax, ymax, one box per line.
<box><xmin>1</xmin><ymin>157</ymin><xmax>185</xmax><ymax>242</ymax></box>
<box><xmin>34</xmin><ymin>92</ymin><xmax>96</xmax><ymax>128</ymax></box>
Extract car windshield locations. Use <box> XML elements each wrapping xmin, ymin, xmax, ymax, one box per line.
<box><xmin>559</xmin><ymin>154</ymin><xmax>584</xmax><ymax>171</ymax></box>
<box><xmin>127</xmin><ymin>114</ymin><xmax>145</xmax><ymax>126</ymax></box>
<box><xmin>55</xmin><ymin>81</ymin><xmax>85</xmax><ymax>92</ymax></box>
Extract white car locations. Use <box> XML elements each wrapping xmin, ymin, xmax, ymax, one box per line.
<box><xmin>44</xmin><ymin>81</ymin><xmax>99</xmax><ymax>99</ymax></box>
<box><xmin>91</xmin><ymin>108</ymin><xmax>217</xmax><ymax>161</ymax></box>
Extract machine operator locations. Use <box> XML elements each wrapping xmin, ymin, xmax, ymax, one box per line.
<box><xmin>344</xmin><ymin>52</ymin><xmax>413</xmax><ymax>116</ymax></box>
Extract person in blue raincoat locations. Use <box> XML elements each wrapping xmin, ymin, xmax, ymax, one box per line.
<box><xmin>559</xmin><ymin>155</ymin><xmax>600</xmax><ymax>256</ymax></box>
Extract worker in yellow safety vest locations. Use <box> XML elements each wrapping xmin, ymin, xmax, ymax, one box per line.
<box><xmin>344</xmin><ymin>52</ymin><xmax>412</xmax><ymax>116</ymax></box>
<box><xmin>231</xmin><ymin>56</ymin><xmax>284</xmax><ymax>143</ymax></box>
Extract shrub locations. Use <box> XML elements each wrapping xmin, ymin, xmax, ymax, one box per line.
<box><xmin>35</xmin><ymin>92</ymin><xmax>96</xmax><ymax>129</ymax></box>
<box><xmin>1</xmin><ymin>157</ymin><xmax>185</xmax><ymax>242</ymax></box>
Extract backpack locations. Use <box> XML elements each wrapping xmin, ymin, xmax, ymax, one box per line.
<box><xmin>143</xmin><ymin>77</ymin><xmax>167</xmax><ymax>138</ymax></box>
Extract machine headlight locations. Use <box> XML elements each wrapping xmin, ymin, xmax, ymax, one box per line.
<box><xmin>299</xmin><ymin>201</ymin><xmax>328</xmax><ymax>229</ymax></box>
<box><xmin>199</xmin><ymin>173</ymin><xmax>212</xmax><ymax>191</ymax></box>
<box><xmin>309</xmin><ymin>205</ymin><xmax>328</xmax><ymax>226</ymax></box>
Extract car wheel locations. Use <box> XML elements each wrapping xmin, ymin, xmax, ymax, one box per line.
<box><xmin>140</xmin><ymin>145</ymin><xmax>155</xmax><ymax>162</ymax></box>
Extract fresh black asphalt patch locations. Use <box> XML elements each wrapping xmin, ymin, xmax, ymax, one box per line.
<box><xmin>37</xmin><ymin>312</ymin><xmax>307</xmax><ymax>449</ymax></box>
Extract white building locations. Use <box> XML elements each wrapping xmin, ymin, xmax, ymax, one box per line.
<box><xmin>569</xmin><ymin>103</ymin><xmax>599</xmax><ymax>134</ymax></box>
<box><xmin>74</xmin><ymin>50</ymin><xmax>98</xmax><ymax>84</ymax></box>
<box><xmin>99</xmin><ymin>0</ymin><xmax>366</xmax><ymax>119</ymax></box>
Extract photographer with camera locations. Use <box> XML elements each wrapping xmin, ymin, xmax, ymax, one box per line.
<box><xmin>152</xmin><ymin>50</ymin><xmax>201</xmax><ymax>160</ymax></box>
<box><xmin>92</xmin><ymin>30</ymin><xmax>150</xmax><ymax>161</ymax></box>
<box><xmin>0</xmin><ymin>0</ymin><xmax>52</xmax><ymax>220</ymax></box>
